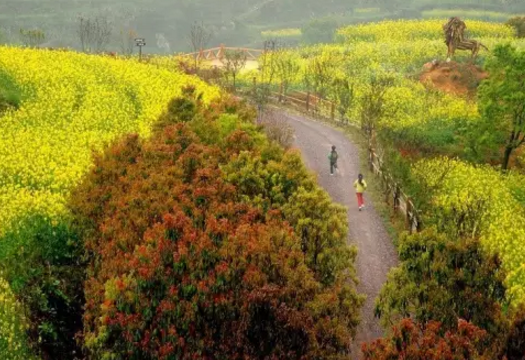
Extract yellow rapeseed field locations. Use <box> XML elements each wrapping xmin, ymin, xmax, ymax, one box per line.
<box><xmin>413</xmin><ymin>159</ymin><xmax>525</xmax><ymax>306</ymax></box>
<box><xmin>241</xmin><ymin>19</ymin><xmax>525</xmax><ymax>306</ymax></box>
<box><xmin>0</xmin><ymin>47</ymin><xmax>220</xmax><ymax>236</ymax></box>
<box><xmin>0</xmin><ymin>47</ymin><xmax>219</xmax><ymax>355</ymax></box>
<box><xmin>337</xmin><ymin>18</ymin><xmax>514</xmax><ymax>43</ymax></box>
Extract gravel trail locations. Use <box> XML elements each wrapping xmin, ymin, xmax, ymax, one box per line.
<box><xmin>283</xmin><ymin>111</ymin><xmax>398</xmax><ymax>359</ymax></box>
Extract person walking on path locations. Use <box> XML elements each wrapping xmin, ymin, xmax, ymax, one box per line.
<box><xmin>328</xmin><ymin>145</ymin><xmax>339</xmax><ymax>176</ymax></box>
<box><xmin>353</xmin><ymin>173</ymin><xmax>367</xmax><ymax>210</ymax></box>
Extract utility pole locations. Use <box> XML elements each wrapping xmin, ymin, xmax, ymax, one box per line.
<box><xmin>135</xmin><ymin>38</ymin><xmax>146</xmax><ymax>61</ymax></box>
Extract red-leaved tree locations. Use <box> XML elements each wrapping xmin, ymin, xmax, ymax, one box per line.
<box><xmin>72</xmin><ymin>97</ymin><xmax>361</xmax><ymax>359</ymax></box>
<box><xmin>362</xmin><ymin>318</ymin><xmax>490</xmax><ymax>360</ymax></box>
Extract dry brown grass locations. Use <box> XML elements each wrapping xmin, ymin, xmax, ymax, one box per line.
<box><xmin>258</xmin><ymin>109</ymin><xmax>295</xmax><ymax>149</ymax></box>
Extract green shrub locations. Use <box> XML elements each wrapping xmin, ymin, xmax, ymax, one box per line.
<box><xmin>190</xmin><ymin>105</ymin><xmax>264</xmax><ymax>149</ymax></box>
<box><xmin>0</xmin><ymin>69</ymin><xmax>22</xmax><ymax>112</ymax></box>
<box><xmin>363</xmin><ymin>318</ymin><xmax>489</xmax><ymax>360</ymax></box>
<box><xmin>423</xmin><ymin>9</ymin><xmax>514</xmax><ymax>22</ymax></box>
<box><xmin>508</xmin><ymin>173</ymin><xmax>525</xmax><ymax>207</ymax></box>
<box><xmin>383</xmin><ymin>116</ymin><xmax>467</xmax><ymax>158</ymax></box>
<box><xmin>0</xmin><ymin>214</ymin><xmax>84</xmax><ymax>359</ymax></box>
<box><xmin>506</xmin><ymin>16</ymin><xmax>525</xmax><ymax>38</ymax></box>
<box><xmin>500</xmin><ymin>306</ymin><xmax>525</xmax><ymax>360</ymax></box>
<box><xmin>376</xmin><ymin>228</ymin><xmax>507</xmax><ymax>349</ymax></box>
<box><xmin>261</xmin><ymin>28</ymin><xmax>302</xmax><ymax>47</ymax></box>
<box><xmin>301</xmin><ymin>18</ymin><xmax>338</xmax><ymax>45</ymax></box>
<box><xmin>0</xmin><ymin>274</ymin><xmax>35</xmax><ymax>360</ymax></box>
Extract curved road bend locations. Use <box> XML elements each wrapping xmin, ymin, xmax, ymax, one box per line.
<box><xmin>282</xmin><ymin>111</ymin><xmax>398</xmax><ymax>358</ymax></box>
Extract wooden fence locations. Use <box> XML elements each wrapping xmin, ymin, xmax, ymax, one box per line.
<box><xmin>368</xmin><ymin>150</ymin><xmax>421</xmax><ymax>233</ymax></box>
<box><xmin>181</xmin><ymin>45</ymin><xmax>263</xmax><ymax>61</ymax></box>
<box><xmin>239</xmin><ymin>82</ymin><xmax>422</xmax><ymax>233</ymax></box>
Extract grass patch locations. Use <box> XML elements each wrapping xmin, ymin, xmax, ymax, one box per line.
<box><xmin>0</xmin><ymin>68</ymin><xmax>22</xmax><ymax>112</ymax></box>
<box><xmin>354</xmin><ymin>8</ymin><xmax>381</xmax><ymax>14</ymax></box>
<box><xmin>422</xmin><ymin>9</ymin><xmax>519</xmax><ymax>22</ymax></box>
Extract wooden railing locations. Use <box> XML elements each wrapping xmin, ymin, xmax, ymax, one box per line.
<box><xmin>238</xmin><ymin>82</ymin><xmax>422</xmax><ymax>233</ymax></box>
<box><xmin>181</xmin><ymin>44</ymin><xmax>263</xmax><ymax>61</ymax></box>
<box><xmin>368</xmin><ymin>150</ymin><xmax>421</xmax><ymax>233</ymax></box>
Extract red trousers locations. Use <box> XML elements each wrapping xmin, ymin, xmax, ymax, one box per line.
<box><xmin>356</xmin><ymin>193</ymin><xmax>364</xmax><ymax>207</ymax></box>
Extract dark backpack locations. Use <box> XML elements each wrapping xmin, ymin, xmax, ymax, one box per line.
<box><xmin>330</xmin><ymin>150</ymin><xmax>338</xmax><ymax>162</ymax></box>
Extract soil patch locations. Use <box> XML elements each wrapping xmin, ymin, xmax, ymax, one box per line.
<box><xmin>420</xmin><ymin>60</ymin><xmax>488</xmax><ymax>96</ymax></box>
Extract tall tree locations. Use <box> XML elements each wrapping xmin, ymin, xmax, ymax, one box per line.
<box><xmin>478</xmin><ymin>44</ymin><xmax>525</xmax><ymax>170</ymax></box>
<box><xmin>305</xmin><ymin>50</ymin><xmax>339</xmax><ymax>102</ymax></box>
<box><xmin>331</xmin><ymin>77</ymin><xmax>355</xmax><ymax>123</ymax></box>
<box><xmin>187</xmin><ymin>21</ymin><xmax>212</xmax><ymax>70</ymax></box>
<box><xmin>255</xmin><ymin>39</ymin><xmax>279</xmax><ymax>118</ymax></box>
<box><xmin>19</xmin><ymin>28</ymin><xmax>45</xmax><ymax>48</ymax></box>
<box><xmin>222</xmin><ymin>49</ymin><xmax>247</xmax><ymax>91</ymax></box>
<box><xmin>118</xmin><ymin>28</ymin><xmax>136</xmax><ymax>56</ymax></box>
<box><xmin>274</xmin><ymin>50</ymin><xmax>299</xmax><ymax>100</ymax></box>
<box><xmin>359</xmin><ymin>74</ymin><xmax>395</xmax><ymax>146</ymax></box>
<box><xmin>77</xmin><ymin>15</ymin><xmax>112</xmax><ymax>53</ymax></box>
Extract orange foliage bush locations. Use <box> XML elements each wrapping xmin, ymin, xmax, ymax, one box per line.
<box><xmin>362</xmin><ymin>318</ymin><xmax>490</xmax><ymax>360</ymax></box>
<box><xmin>72</xmin><ymin>96</ymin><xmax>361</xmax><ymax>359</ymax></box>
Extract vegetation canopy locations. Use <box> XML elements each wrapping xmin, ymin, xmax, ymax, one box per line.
<box><xmin>72</xmin><ymin>96</ymin><xmax>362</xmax><ymax>359</ymax></box>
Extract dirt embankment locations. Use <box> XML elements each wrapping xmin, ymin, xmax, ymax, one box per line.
<box><xmin>420</xmin><ymin>60</ymin><xmax>488</xmax><ymax>96</ymax></box>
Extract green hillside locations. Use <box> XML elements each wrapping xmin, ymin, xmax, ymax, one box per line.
<box><xmin>1</xmin><ymin>0</ymin><xmax>524</xmax><ymax>52</ymax></box>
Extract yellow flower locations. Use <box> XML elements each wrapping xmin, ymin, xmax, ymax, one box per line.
<box><xmin>0</xmin><ymin>46</ymin><xmax>220</xmax><ymax>236</ymax></box>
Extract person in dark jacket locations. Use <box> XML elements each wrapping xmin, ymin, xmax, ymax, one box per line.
<box><xmin>328</xmin><ymin>145</ymin><xmax>339</xmax><ymax>176</ymax></box>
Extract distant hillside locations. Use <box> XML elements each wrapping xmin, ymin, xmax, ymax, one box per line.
<box><xmin>0</xmin><ymin>0</ymin><xmax>523</xmax><ymax>52</ymax></box>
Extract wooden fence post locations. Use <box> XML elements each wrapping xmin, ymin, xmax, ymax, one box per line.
<box><xmin>406</xmin><ymin>198</ymin><xmax>412</xmax><ymax>233</ymax></box>
<box><xmin>416</xmin><ymin>215</ymin><xmax>422</xmax><ymax>233</ymax></box>
<box><xmin>393</xmin><ymin>184</ymin><xmax>400</xmax><ymax>211</ymax></box>
<box><xmin>252</xmin><ymin>77</ymin><xmax>257</xmax><ymax>96</ymax></box>
<box><xmin>384</xmin><ymin>175</ymin><xmax>390</xmax><ymax>205</ymax></box>
<box><xmin>368</xmin><ymin>148</ymin><xmax>374</xmax><ymax>172</ymax></box>
<box><xmin>219</xmin><ymin>43</ymin><xmax>225</xmax><ymax>60</ymax></box>
<box><xmin>306</xmin><ymin>92</ymin><xmax>310</xmax><ymax>112</ymax></box>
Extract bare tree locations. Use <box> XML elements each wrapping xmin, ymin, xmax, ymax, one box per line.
<box><xmin>113</xmin><ymin>8</ymin><xmax>139</xmax><ymax>56</ymax></box>
<box><xmin>188</xmin><ymin>22</ymin><xmax>212</xmax><ymax>70</ymax></box>
<box><xmin>117</xmin><ymin>28</ymin><xmax>136</xmax><ymax>56</ymax></box>
<box><xmin>77</xmin><ymin>15</ymin><xmax>112</xmax><ymax>53</ymax></box>
<box><xmin>275</xmin><ymin>50</ymin><xmax>299</xmax><ymax>100</ymax></box>
<box><xmin>254</xmin><ymin>39</ymin><xmax>279</xmax><ymax>119</ymax></box>
<box><xmin>19</xmin><ymin>28</ymin><xmax>46</xmax><ymax>48</ymax></box>
<box><xmin>258</xmin><ymin>39</ymin><xmax>279</xmax><ymax>84</ymax></box>
<box><xmin>222</xmin><ymin>50</ymin><xmax>247</xmax><ymax>91</ymax></box>
<box><xmin>0</xmin><ymin>26</ymin><xmax>14</xmax><ymax>44</ymax></box>
<box><xmin>258</xmin><ymin>109</ymin><xmax>295</xmax><ymax>149</ymax></box>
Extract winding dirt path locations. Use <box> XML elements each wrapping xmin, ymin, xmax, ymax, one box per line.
<box><xmin>283</xmin><ymin>111</ymin><xmax>398</xmax><ymax>359</ymax></box>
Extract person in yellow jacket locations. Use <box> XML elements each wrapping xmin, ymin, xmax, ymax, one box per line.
<box><xmin>353</xmin><ymin>173</ymin><xmax>367</xmax><ymax>211</ymax></box>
